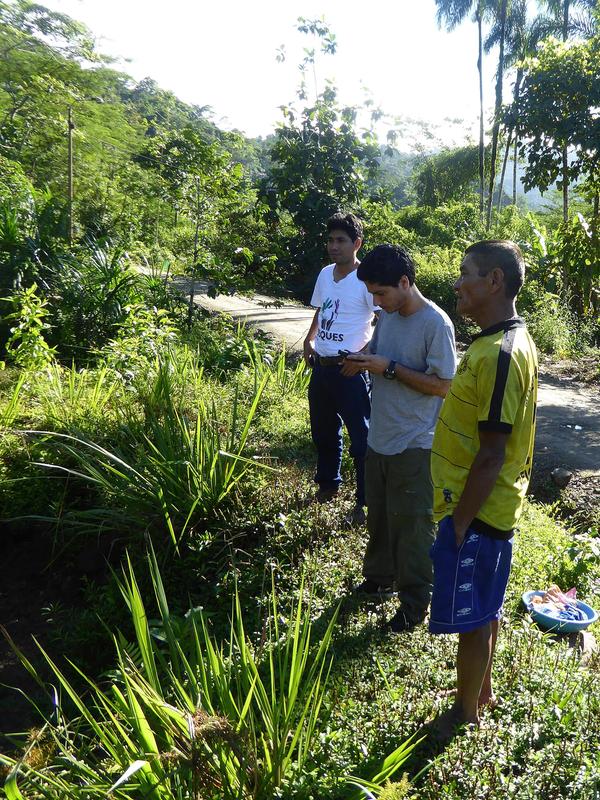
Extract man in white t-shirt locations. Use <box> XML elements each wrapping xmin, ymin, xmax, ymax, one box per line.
<box><xmin>303</xmin><ymin>213</ymin><xmax>378</xmax><ymax>523</ymax></box>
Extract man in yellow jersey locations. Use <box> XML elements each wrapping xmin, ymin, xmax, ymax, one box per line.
<box><xmin>429</xmin><ymin>240</ymin><xmax>537</xmax><ymax>729</ymax></box>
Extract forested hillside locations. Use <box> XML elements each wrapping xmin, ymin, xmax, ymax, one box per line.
<box><xmin>1</xmin><ymin>0</ymin><xmax>599</xmax><ymax>335</ymax></box>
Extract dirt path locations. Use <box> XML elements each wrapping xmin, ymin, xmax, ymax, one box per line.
<box><xmin>183</xmin><ymin>280</ymin><xmax>599</xmax><ymax>477</ymax></box>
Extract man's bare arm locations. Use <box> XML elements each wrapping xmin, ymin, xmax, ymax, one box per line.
<box><xmin>451</xmin><ymin>429</ymin><xmax>509</xmax><ymax>546</ymax></box>
<box><xmin>392</xmin><ymin>361</ymin><xmax>452</xmax><ymax>397</ymax></box>
<box><xmin>343</xmin><ymin>353</ymin><xmax>451</xmax><ymax>397</ymax></box>
<box><xmin>303</xmin><ymin>308</ymin><xmax>320</xmax><ymax>367</ymax></box>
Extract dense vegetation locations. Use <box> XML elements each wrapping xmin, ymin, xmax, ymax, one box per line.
<box><xmin>0</xmin><ymin>1</ymin><xmax>599</xmax><ymax>798</ymax></box>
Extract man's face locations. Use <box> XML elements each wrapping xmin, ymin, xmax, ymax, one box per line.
<box><xmin>365</xmin><ymin>277</ymin><xmax>410</xmax><ymax>313</ymax></box>
<box><xmin>454</xmin><ymin>254</ymin><xmax>490</xmax><ymax>319</ymax></box>
<box><xmin>327</xmin><ymin>229</ymin><xmax>360</xmax><ymax>266</ymax></box>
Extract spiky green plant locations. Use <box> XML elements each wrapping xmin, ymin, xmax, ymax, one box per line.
<box><xmin>31</xmin><ymin>361</ymin><xmax>119</xmax><ymax>427</ymax></box>
<box><xmin>244</xmin><ymin>341</ymin><xmax>310</xmax><ymax>396</ymax></box>
<box><xmin>0</xmin><ymin>370</ymin><xmax>25</xmax><ymax>429</ymax></box>
<box><xmin>0</xmin><ymin>552</ymin><xmax>341</xmax><ymax>799</ymax></box>
<box><xmin>23</xmin><ymin>371</ymin><xmax>272</xmax><ymax>547</ymax></box>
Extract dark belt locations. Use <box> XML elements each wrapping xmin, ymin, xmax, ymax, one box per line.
<box><xmin>316</xmin><ymin>355</ymin><xmax>344</xmax><ymax>366</ymax></box>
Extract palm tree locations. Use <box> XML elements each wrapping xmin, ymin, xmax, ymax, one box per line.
<box><xmin>486</xmin><ymin>0</ymin><xmax>531</xmax><ymax>210</ymax></box>
<box><xmin>484</xmin><ymin>0</ymin><xmax>509</xmax><ymax>227</ymax></box>
<box><xmin>434</xmin><ymin>0</ymin><xmax>487</xmax><ymax>216</ymax></box>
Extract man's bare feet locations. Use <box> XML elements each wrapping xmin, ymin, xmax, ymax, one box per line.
<box><xmin>431</xmin><ymin>703</ymin><xmax>472</xmax><ymax>741</ymax></box>
<box><xmin>437</xmin><ymin>687</ymin><xmax>499</xmax><ymax>710</ymax></box>
<box><xmin>477</xmin><ymin>692</ymin><xmax>499</xmax><ymax>710</ymax></box>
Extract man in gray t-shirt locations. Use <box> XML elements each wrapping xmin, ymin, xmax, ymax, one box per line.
<box><xmin>343</xmin><ymin>245</ymin><xmax>456</xmax><ymax>633</ymax></box>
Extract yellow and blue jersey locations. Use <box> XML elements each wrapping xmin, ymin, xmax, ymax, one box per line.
<box><xmin>431</xmin><ymin>317</ymin><xmax>538</xmax><ymax>537</ymax></box>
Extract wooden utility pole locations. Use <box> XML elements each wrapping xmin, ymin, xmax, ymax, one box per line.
<box><xmin>187</xmin><ymin>176</ymin><xmax>202</xmax><ymax>329</ymax></box>
<box><xmin>67</xmin><ymin>106</ymin><xmax>75</xmax><ymax>245</ymax></box>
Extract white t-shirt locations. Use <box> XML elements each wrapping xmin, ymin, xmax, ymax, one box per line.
<box><xmin>310</xmin><ymin>265</ymin><xmax>377</xmax><ymax>356</ymax></box>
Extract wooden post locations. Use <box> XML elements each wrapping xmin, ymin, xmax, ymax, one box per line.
<box><xmin>67</xmin><ymin>106</ymin><xmax>75</xmax><ymax>244</ymax></box>
<box><xmin>187</xmin><ymin>176</ymin><xmax>202</xmax><ymax>329</ymax></box>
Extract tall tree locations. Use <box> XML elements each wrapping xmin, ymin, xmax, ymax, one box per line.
<box><xmin>484</xmin><ymin>0</ymin><xmax>508</xmax><ymax>227</ymax></box>
<box><xmin>265</xmin><ymin>18</ymin><xmax>380</xmax><ymax>297</ymax></box>
<box><xmin>514</xmin><ymin>34</ymin><xmax>600</xmax><ymax>307</ymax></box>
<box><xmin>535</xmin><ymin>0</ymin><xmax>598</xmax><ymax>220</ymax></box>
<box><xmin>412</xmin><ymin>144</ymin><xmax>482</xmax><ymax>207</ymax></box>
<box><xmin>487</xmin><ymin>0</ymin><xmax>534</xmax><ymax>208</ymax></box>
<box><xmin>435</xmin><ymin>0</ymin><xmax>487</xmax><ymax>216</ymax></box>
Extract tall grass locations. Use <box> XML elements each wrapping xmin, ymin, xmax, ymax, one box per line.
<box><xmin>0</xmin><ymin>371</ymin><xmax>25</xmax><ymax>429</ymax></box>
<box><xmin>1</xmin><ymin>554</ymin><xmax>418</xmax><ymax>798</ymax></box>
<box><xmin>32</xmin><ymin>362</ymin><xmax>119</xmax><ymax>426</ymax></box>
<box><xmin>244</xmin><ymin>341</ymin><xmax>310</xmax><ymax>396</ymax></box>
<box><xmin>0</xmin><ymin>554</ymin><xmax>333</xmax><ymax>798</ymax></box>
<box><xmin>25</xmin><ymin>370</ymin><xmax>273</xmax><ymax>547</ymax></box>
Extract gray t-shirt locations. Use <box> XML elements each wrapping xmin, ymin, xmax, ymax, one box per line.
<box><xmin>368</xmin><ymin>300</ymin><xmax>457</xmax><ymax>455</ymax></box>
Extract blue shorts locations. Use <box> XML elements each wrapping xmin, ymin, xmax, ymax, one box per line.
<box><xmin>429</xmin><ymin>515</ymin><xmax>513</xmax><ymax>634</ymax></box>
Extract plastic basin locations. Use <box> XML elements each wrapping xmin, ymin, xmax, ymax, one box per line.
<box><xmin>522</xmin><ymin>590</ymin><xmax>599</xmax><ymax>634</ymax></box>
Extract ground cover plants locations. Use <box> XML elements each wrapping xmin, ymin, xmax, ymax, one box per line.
<box><xmin>1</xmin><ymin>304</ymin><xmax>599</xmax><ymax>797</ymax></box>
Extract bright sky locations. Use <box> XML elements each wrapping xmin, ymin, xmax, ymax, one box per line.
<box><xmin>46</xmin><ymin>0</ymin><xmax>504</xmax><ymax>148</ymax></box>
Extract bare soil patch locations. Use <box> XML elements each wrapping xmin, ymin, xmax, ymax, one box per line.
<box><xmin>538</xmin><ymin>352</ymin><xmax>599</xmax><ymax>385</ymax></box>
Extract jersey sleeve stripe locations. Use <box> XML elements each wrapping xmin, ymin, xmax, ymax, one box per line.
<box><xmin>478</xmin><ymin>420</ymin><xmax>513</xmax><ymax>433</ymax></box>
<box><xmin>488</xmin><ymin>327</ymin><xmax>517</xmax><ymax>423</ymax></box>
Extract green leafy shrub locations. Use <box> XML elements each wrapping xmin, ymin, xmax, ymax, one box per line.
<box><xmin>44</xmin><ymin>239</ymin><xmax>142</xmax><ymax>356</ymax></box>
<box><xmin>507</xmin><ymin>502</ymin><xmax>589</xmax><ymax>608</ymax></box>
<box><xmin>99</xmin><ymin>304</ymin><xmax>180</xmax><ymax>379</ymax></box>
<box><xmin>185</xmin><ymin>311</ymin><xmax>274</xmax><ymax>375</ymax></box>
<box><xmin>0</xmin><ymin>156</ymin><xmax>34</xmax><ymax>216</ymax></box>
<box><xmin>361</xmin><ymin>200</ymin><xmax>418</xmax><ymax>251</ymax></box>
<box><xmin>396</xmin><ymin>202</ymin><xmax>484</xmax><ymax>248</ymax></box>
<box><xmin>0</xmin><ymin>191</ymin><xmax>67</xmax><ymax>297</ymax></box>
<box><xmin>378</xmin><ymin>777</ymin><xmax>415</xmax><ymax>799</ymax></box>
<box><xmin>519</xmin><ymin>285</ymin><xmax>574</xmax><ymax>355</ymax></box>
<box><xmin>414</xmin><ymin>247</ymin><xmax>460</xmax><ymax>316</ymax></box>
<box><xmin>523</xmin><ymin>212</ymin><xmax>600</xmax><ymax>320</ymax></box>
<box><xmin>488</xmin><ymin>205</ymin><xmax>543</xmax><ymax>247</ymax></box>
<box><xmin>3</xmin><ymin>284</ymin><xmax>56</xmax><ymax>368</ymax></box>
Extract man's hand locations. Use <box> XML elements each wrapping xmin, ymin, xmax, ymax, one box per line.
<box><xmin>451</xmin><ymin>429</ymin><xmax>508</xmax><ymax>549</ymax></box>
<box><xmin>452</xmin><ymin>517</ymin><xmax>468</xmax><ymax>549</ymax></box>
<box><xmin>340</xmin><ymin>356</ymin><xmax>364</xmax><ymax>377</ymax></box>
<box><xmin>303</xmin><ymin>338</ymin><xmax>316</xmax><ymax>368</ymax></box>
<box><xmin>344</xmin><ymin>353</ymin><xmax>389</xmax><ymax>375</ymax></box>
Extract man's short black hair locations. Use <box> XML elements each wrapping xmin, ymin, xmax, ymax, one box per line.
<box><xmin>356</xmin><ymin>244</ymin><xmax>416</xmax><ymax>286</ymax></box>
<box><xmin>326</xmin><ymin>212</ymin><xmax>363</xmax><ymax>242</ymax></box>
<box><xmin>464</xmin><ymin>240</ymin><xmax>525</xmax><ymax>299</ymax></box>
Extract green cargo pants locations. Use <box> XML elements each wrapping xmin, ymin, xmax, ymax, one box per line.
<box><xmin>363</xmin><ymin>446</ymin><xmax>435</xmax><ymax>622</ymax></box>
